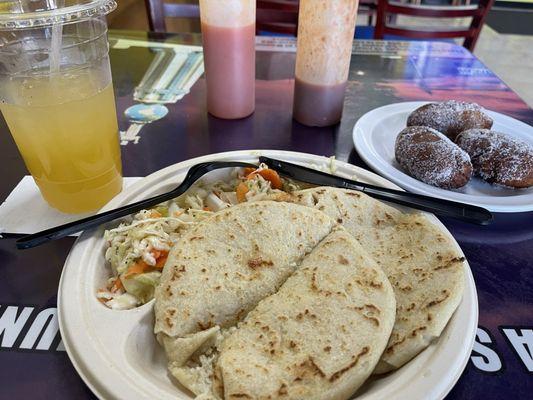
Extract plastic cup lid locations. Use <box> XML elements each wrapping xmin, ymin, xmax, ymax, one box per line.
<box><xmin>0</xmin><ymin>0</ymin><xmax>117</xmax><ymax>30</ymax></box>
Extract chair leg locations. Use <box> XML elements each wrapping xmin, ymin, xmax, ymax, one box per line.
<box><xmin>145</xmin><ymin>0</ymin><xmax>167</xmax><ymax>33</ymax></box>
<box><xmin>374</xmin><ymin>0</ymin><xmax>387</xmax><ymax>39</ymax></box>
<box><xmin>464</xmin><ymin>0</ymin><xmax>495</xmax><ymax>52</ymax></box>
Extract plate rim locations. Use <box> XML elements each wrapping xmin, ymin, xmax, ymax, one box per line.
<box><xmin>352</xmin><ymin>101</ymin><xmax>533</xmax><ymax>213</ymax></box>
<box><xmin>58</xmin><ymin>149</ymin><xmax>478</xmax><ymax>400</ymax></box>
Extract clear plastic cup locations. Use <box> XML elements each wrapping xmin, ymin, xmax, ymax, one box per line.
<box><xmin>199</xmin><ymin>0</ymin><xmax>255</xmax><ymax>119</ymax></box>
<box><xmin>0</xmin><ymin>0</ymin><xmax>122</xmax><ymax>213</ymax></box>
<box><xmin>293</xmin><ymin>0</ymin><xmax>359</xmax><ymax>127</ymax></box>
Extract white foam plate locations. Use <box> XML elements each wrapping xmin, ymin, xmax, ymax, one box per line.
<box><xmin>58</xmin><ymin>150</ymin><xmax>478</xmax><ymax>400</ymax></box>
<box><xmin>352</xmin><ymin>101</ymin><xmax>533</xmax><ymax>212</ymax></box>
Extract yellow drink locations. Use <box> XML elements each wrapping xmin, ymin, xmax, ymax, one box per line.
<box><xmin>1</xmin><ymin>72</ymin><xmax>122</xmax><ymax>213</ymax></box>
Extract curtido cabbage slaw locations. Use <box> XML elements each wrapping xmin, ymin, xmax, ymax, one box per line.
<box><xmin>98</xmin><ymin>159</ymin><xmax>350</xmax><ymax>309</ymax></box>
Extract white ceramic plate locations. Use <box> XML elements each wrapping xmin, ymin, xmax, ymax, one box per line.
<box><xmin>352</xmin><ymin>101</ymin><xmax>533</xmax><ymax>212</ymax></box>
<box><xmin>58</xmin><ymin>150</ymin><xmax>478</xmax><ymax>400</ymax></box>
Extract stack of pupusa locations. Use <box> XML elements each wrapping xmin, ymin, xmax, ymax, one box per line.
<box><xmin>154</xmin><ymin>189</ymin><xmax>466</xmax><ymax>399</ymax></box>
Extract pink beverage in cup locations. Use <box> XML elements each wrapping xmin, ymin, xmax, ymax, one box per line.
<box><xmin>199</xmin><ymin>0</ymin><xmax>255</xmax><ymax>119</ymax></box>
<box><xmin>293</xmin><ymin>0</ymin><xmax>359</xmax><ymax>127</ymax></box>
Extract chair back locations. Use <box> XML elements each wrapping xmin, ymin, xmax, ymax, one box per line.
<box><xmin>145</xmin><ymin>1</ymin><xmax>380</xmax><ymax>37</ymax></box>
<box><xmin>145</xmin><ymin>0</ymin><xmax>300</xmax><ymax>35</ymax></box>
<box><xmin>145</xmin><ymin>0</ymin><xmax>200</xmax><ymax>33</ymax></box>
<box><xmin>374</xmin><ymin>0</ymin><xmax>495</xmax><ymax>51</ymax></box>
<box><xmin>257</xmin><ymin>0</ymin><xmax>299</xmax><ymax>35</ymax></box>
<box><xmin>257</xmin><ymin>0</ymin><xmax>378</xmax><ymax>35</ymax></box>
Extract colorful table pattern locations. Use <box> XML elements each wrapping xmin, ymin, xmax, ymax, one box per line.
<box><xmin>0</xmin><ymin>33</ymin><xmax>531</xmax><ymax>399</ymax></box>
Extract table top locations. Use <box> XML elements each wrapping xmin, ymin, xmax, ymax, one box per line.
<box><xmin>0</xmin><ymin>31</ymin><xmax>532</xmax><ymax>400</ymax></box>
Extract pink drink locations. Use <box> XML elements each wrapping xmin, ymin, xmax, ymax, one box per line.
<box><xmin>199</xmin><ymin>0</ymin><xmax>255</xmax><ymax>120</ymax></box>
<box><xmin>293</xmin><ymin>0</ymin><xmax>359</xmax><ymax>127</ymax></box>
<box><xmin>202</xmin><ymin>23</ymin><xmax>255</xmax><ymax>119</ymax></box>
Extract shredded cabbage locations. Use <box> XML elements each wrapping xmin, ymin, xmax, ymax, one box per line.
<box><xmin>100</xmin><ymin>159</ymin><xmax>346</xmax><ymax>309</ymax></box>
<box><xmin>122</xmin><ymin>271</ymin><xmax>162</xmax><ymax>304</ymax></box>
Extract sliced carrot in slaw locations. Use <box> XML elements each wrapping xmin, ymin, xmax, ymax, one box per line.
<box><xmin>154</xmin><ymin>250</ymin><xmax>169</xmax><ymax>269</ymax></box>
<box><xmin>246</xmin><ymin>169</ymin><xmax>283</xmax><ymax>190</ymax></box>
<box><xmin>110</xmin><ymin>277</ymin><xmax>124</xmax><ymax>292</ymax></box>
<box><xmin>236</xmin><ymin>182</ymin><xmax>249</xmax><ymax>203</ymax></box>
<box><xmin>123</xmin><ymin>249</ymin><xmax>169</xmax><ymax>278</ymax></box>
<box><xmin>124</xmin><ymin>260</ymin><xmax>150</xmax><ymax>278</ymax></box>
<box><xmin>155</xmin><ymin>255</ymin><xmax>168</xmax><ymax>270</ymax></box>
<box><xmin>150</xmin><ymin>210</ymin><xmax>162</xmax><ymax>218</ymax></box>
<box><xmin>243</xmin><ymin>167</ymin><xmax>256</xmax><ymax>176</ymax></box>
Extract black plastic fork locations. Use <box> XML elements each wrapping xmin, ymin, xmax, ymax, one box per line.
<box><xmin>260</xmin><ymin>156</ymin><xmax>493</xmax><ymax>226</ymax></box>
<box><xmin>16</xmin><ymin>161</ymin><xmax>256</xmax><ymax>250</ymax></box>
<box><xmin>16</xmin><ymin>158</ymin><xmax>493</xmax><ymax>250</ymax></box>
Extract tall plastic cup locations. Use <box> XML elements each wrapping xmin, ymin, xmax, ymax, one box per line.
<box><xmin>293</xmin><ymin>0</ymin><xmax>359</xmax><ymax>127</ymax></box>
<box><xmin>199</xmin><ymin>0</ymin><xmax>255</xmax><ymax>119</ymax></box>
<box><xmin>0</xmin><ymin>0</ymin><xmax>122</xmax><ymax>213</ymax></box>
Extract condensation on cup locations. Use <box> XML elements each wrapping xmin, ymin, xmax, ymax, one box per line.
<box><xmin>199</xmin><ymin>0</ymin><xmax>256</xmax><ymax>120</ymax></box>
<box><xmin>293</xmin><ymin>0</ymin><xmax>359</xmax><ymax>127</ymax></box>
<box><xmin>0</xmin><ymin>0</ymin><xmax>123</xmax><ymax>214</ymax></box>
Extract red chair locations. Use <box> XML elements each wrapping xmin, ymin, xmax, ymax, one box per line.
<box><xmin>145</xmin><ymin>1</ymin><xmax>200</xmax><ymax>33</ymax></box>
<box><xmin>374</xmin><ymin>0</ymin><xmax>495</xmax><ymax>51</ymax></box>
<box><xmin>256</xmin><ymin>0</ymin><xmax>299</xmax><ymax>35</ymax></box>
<box><xmin>145</xmin><ymin>0</ymin><xmax>377</xmax><ymax>36</ymax></box>
<box><xmin>256</xmin><ymin>1</ymin><xmax>378</xmax><ymax>36</ymax></box>
<box><xmin>145</xmin><ymin>0</ymin><xmax>300</xmax><ymax>35</ymax></box>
